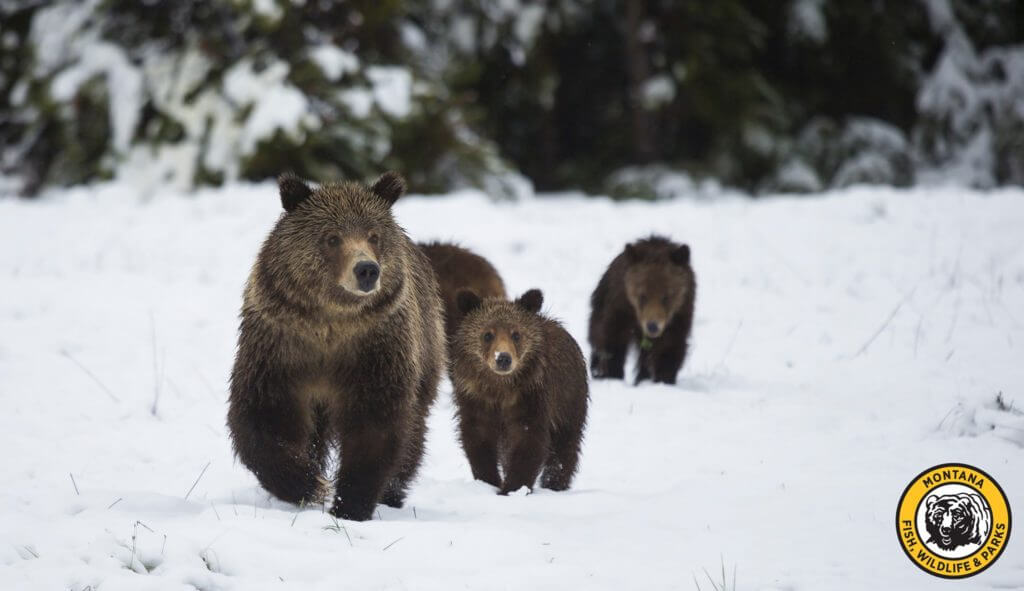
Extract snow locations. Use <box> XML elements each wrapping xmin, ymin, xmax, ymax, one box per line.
<box><xmin>788</xmin><ymin>0</ymin><xmax>828</xmax><ymax>44</ymax></box>
<box><xmin>240</xmin><ymin>85</ymin><xmax>315</xmax><ymax>155</ymax></box>
<box><xmin>641</xmin><ymin>74</ymin><xmax>676</xmax><ymax>109</ymax></box>
<box><xmin>308</xmin><ymin>45</ymin><xmax>359</xmax><ymax>82</ymax></box>
<box><xmin>49</xmin><ymin>42</ymin><xmax>144</xmax><ymax>154</ymax></box>
<box><xmin>367</xmin><ymin>66</ymin><xmax>413</xmax><ymax>119</ymax></box>
<box><xmin>28</xmin><ymin>0</ymin><xmax>99</xmax><ymax>75</ymax></box>
<box><xmin>30</xmin><ymin>1</ymin><xmax>143</xmax><ymax>155</ymax></box>
<box><xmin>606</xmin><ymin>165</ymin><xmax>726</xmax><ymax>201</ymax></box>
<box><xmin>514</xmin><ymin>4</ymin><xmax>546</xmax><ymax>48</ymax></box>
<box><xmin>773</xmin><ymin>158</ymin><xmax>822</xmax><ymax>193</ymax></box>
<box><xmin>224</xmin><ymin>60</ymin><xmax>318</xmax><ymax>156</ymax></box>
<box><xmin>2</xmin><ymin>183</ymin><xmax>1024</xmax><ymax>590</ymax></box>
<box><xmin>251</xmin><ymin>0</ymin><xmax>283</xmax><ymax>23</ymax></box>
<box><xmin>337</xmin><ymin>88</ymin><xmax>374</xmax><ymax>118</ymax></box>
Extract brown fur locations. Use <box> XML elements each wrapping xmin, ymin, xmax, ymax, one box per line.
<box><xmin>589</xmin><ymin>235</ymin><xmax>696</xmax><ymax>385</ymax></box>
<box><xmin>227</xmin><ymin>172</ymin><xmax>445</xmax><ymax>521</ymax></box>
<box><xmin>452</xmin><ymin>289</ymin><xmax>588</xmax><ymax>494</ymax></box>
<box><xmin>419</xmin><ymin>242</ymin><xmax>507</xmax><ymax>344</ymax></box>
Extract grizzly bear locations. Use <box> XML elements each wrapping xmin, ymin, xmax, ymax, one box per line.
<box><xmin>452</xmin><ymin>289</ymin><xmax>588</xmax><ymax>494</ymax></box>
<box><xmin>924</xmin><ymin>493</ymin><xmax>992</xmax><ymax>551</ymax></box>
<box><xmin>419</xmin><ymin>241</ymin><xmax>507</xmax><ymax>344</ymax></box>
<box><xmin>227</xmin><ymin>172</ymin><xmax>445</xmax><ymax>522</ymax></box>
<box><xmin>589</xmin><ymin>236</ymin><xmax>695</xmax><ymax>385</ymax></box>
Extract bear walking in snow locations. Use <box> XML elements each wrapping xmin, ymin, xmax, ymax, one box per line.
<box><xmin>589</xmin><ymin>236</ymin><xmax>696</xmax><ymax>385</ymax></box>
<box><xmin>227</xmin><ymin>172</ymin><xmax>445</xmax><ymax>521</ymax></box>
<box><xmin>451</xmin><ymin>289</ymin><xmax>588</xmax><ymax>494</ymax></box>
<box><xmin>419</xmin><ymin>241</ymin><xmax>507</xmax><ymax>345</ymax></box>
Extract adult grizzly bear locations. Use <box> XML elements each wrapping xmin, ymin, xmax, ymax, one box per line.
<box><xmin>227</xmin><ymin>172</ymin><xmax>445</xmax><ymax>521</ymax></box>
<box><xmin>452</xmin><ymin>289</ymin><xmax>588</xmax><ymax>494</ymax></box>
<box><xmin>419</xmin><ymin>242</ymin><xmax>507</xmax><ymax>343</ymax></box>
<box><xmin>589</xmin><ymin>236</ymin><xmax>695</xmax><ymax>385</ymax></box>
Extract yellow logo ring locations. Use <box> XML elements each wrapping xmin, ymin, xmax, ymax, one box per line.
<box><xmin>896</xmin><ymin>463</ymin><xmax>1011</xmax><ymax>578</ymax></box>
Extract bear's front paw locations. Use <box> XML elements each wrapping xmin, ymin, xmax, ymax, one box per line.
<box><xmin>590</xmin><ymin>351</ymin><xmax>624</xmax><ymax>379</ymax></box>
<box><xmin>329</xmin><ymin>499</ymin><xmax>375</xmax><ymax>522</ymax></box>
<box><xmin>498</xmin><ymin>485</ymin><xmax>532</xmax><ymax>497</ymax></box>
<box><xmin>313</xmin><ymin>475</ymin><xmax>333</xmax><ymax>504</ymax></box>
<box><xmin>378</xmin><ymin>489</ymin><xmax>405</xmax><ymax>509</ymax></box>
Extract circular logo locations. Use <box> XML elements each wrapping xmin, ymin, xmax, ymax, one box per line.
<box><xmin>896</xmin><ymin>463</ymin><xmax>1012</xmax><ymax>578</ymax></box>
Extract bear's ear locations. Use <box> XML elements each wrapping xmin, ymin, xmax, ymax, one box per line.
<box><xmin>925</xmin><ymin>495</ymin><xmax>937</xmax><ymax>510</ymax></box>
<box><xmin>279</xmin><ymin>173</ymin><xmax>313</xmax><ymax>212</ymax></box>
<box><xmin>624</xmin><ymin>243</ymin><xmax>641</xmax><ymax>263</ymax></box>
<box><xmin>670</xmin><ymin>244</ymin><xmax>690</xmax><ymax>266</ymax></box>
<box><xmin>456</xmin><ymin>290</ymin><xmax>483</xmax><ymax>315</ymax></box>
<box><xmin>515</xmin><ymin>289</ymin><xmax>544</xmax><ymax>314</ymax></box>
<box><xmin>370</xmin><ymin>171</ymin><xmax>407</xmax><ymax>207</ymax></box>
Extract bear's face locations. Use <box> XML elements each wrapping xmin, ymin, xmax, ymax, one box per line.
<box><xmin>267</xmin><ymin>172</ymin><xmax>408</xmax><ymax>309</ymax></box>
<box><xmin>456</xmin><ymin>290</ymin><xmax>544</xmax><ymax>377</ymax></box>
<box><xmin>623</xmin><ymin>243</ymin><xmax>692</xmax><ymax>338</ymax></box>
<box><xmin>924</xmin><ymin>493</ymin><xmax>989</xmax><ymax>551</ymax></box>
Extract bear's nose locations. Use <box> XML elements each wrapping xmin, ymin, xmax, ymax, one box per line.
<box><xmin>646</xmin><ymin>321</ymin><xmax>661</xmax><ymax>336</ymax></box>
<box><xmin>353</xmin><ymin>261</ymin><xmax>380</xmax><ymax>292</ymax></box>
<box><xmin>495</xmin><ymin>352</ymin><xmax>512</xmax><ymax>371</ymax></box>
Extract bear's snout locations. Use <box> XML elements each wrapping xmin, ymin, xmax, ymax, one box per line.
<box><xmin>495</xmin><ymin>352</ymin><xmax>513</xmax><ymax>372</ymax></box>
<box><xmin>940</xmin><ymin>512</ymin><xmax>953</xmax><ymax>535</ymax></box>
<box><xmin>644</xmin><ymin>320</ymin><xmax>664</xmax><ymax>338</ymax></box>
<box><xmin>354</xmin><ymin>261</ymin><xmax>381</xmax><ymax>293</ymax></box>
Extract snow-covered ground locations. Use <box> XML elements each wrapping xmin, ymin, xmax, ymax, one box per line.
<box><xmin>2</xmin><ymin>183</ymin><xmax>1023</xmax><ymax>590</ymax></box>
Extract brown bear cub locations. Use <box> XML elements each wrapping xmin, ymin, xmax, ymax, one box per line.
<box><xmin>589</xmin><ymin>236</ymin><xmax>696</xmax><ymax>385</ymax></box>
<box><xmin>419</xmin><ymin>242</ymin><xmax>507</xmax><ymax>344</ymax></box>
<box><xmin>227</xmin><ymin>172</ymin><xmax>445</xmax><ymax>522</ymax></box>
<box><xmin>452</xmin><ymin>289</ymin><xmax>588</xmax><ymax>495</ymax></box>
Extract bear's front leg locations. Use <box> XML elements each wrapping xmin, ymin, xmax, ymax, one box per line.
<box><xmin>590</xmin><ymin>344</ymin><xmax>628</xmax><ymax>379</ymax></box>
<box><xmin>635</xmin><ymin>346</ymin><xmax>653</xmax><ymax>384</ymax></box>
<box><xmin>589</xmin><ymin>312</ymin><xmax>632</xmax><ymax>379</ymax></box>
<box><xmin>498</xmin><ymin>402</ymin><xmax>550</xmax><ymax>495</ymax></box>
<box><xmin>456</xmin><ymin>395</ymin><xmax>502</xmax><ymax>487</ymax></box>
<box><xmin>651</xmin><ymin>332</ymin><xmax>687</xmax><ymax>385</ymax></box>
<box><xmin>227</xmin><ymin>373</ymin><xmax>324</xmax><ymax>505</ymax></box>
<box><xmin>331</xmin><ymin>415</ymin><xmax>404</xmax><ymax>521</ymax></box>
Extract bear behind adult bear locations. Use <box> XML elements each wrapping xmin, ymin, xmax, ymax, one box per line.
<box><xmin>452</xmin><ymin>289</ymin><xmax>588</xmax><ymax>494</ymax></box>
<box><xmin>227</xmin><ymin>172</ymin><xmax>445</xmax><ymax>521</ymax></box>
<box><xmin>589</xmin><ymin>235</ymin><xmax>695</xmax><ymax>385</ymax></box>
<box><xmin>419</xmin><ymin>241</ymin><xmax>507</xmax><ymax>344</ymax></box>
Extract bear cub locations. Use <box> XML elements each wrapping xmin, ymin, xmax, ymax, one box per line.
<box><xmin>452</xmin><ymin>289</ymin><xmax>588</xmax><ymax>494</ymax></box>
<box><xmin>589</xmin><ymin>235</ymin><xmax>695</xmax><ymax>385</ymax></box>
<box><xmin>419</xmin><ymin>241</ymin><xmax>507</xmax><ymax>345</ymax></box>
<box><xmin>227</xmin><ymin>172</ymin><xmax>445</xmax><ymax>522</ymax></box>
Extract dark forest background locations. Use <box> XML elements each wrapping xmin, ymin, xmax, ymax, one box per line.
<box><xmin>1</xmin><ymin>0</ymin><xmax>1021</xmax><ymax>198</ymax></box>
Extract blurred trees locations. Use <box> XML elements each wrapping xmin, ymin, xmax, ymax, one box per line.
<box><xmin>0</xmin><ymin>0</ymin><xmax>1021</xmax><ymax>198</ymax></box>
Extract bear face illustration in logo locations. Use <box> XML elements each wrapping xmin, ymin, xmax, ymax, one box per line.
<box><xmin>924</xmin><ymin>493</ymin><xmax>992</xmax><ymax>552</ymax></box>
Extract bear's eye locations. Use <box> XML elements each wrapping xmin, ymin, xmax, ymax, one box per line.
<box><xmin>662</xmin><ymin>295</ymin><xmax>670</xmax><ymax>307</ymax></box>
<box><xmin>483</xmin><ymin>332</ymin><xmax>494</xmax><ymax>343</ymax></box>
<box><xmin>368</xmin><ymin>233</ymin><xmax>379</xmax><ymax>245</ymax></box>
<box><xmin>639</xmin><ymin>294</ymin><xmax>647</xmax><ymax>306</ymax></box>
<box><xmin>511</xmin><ymin>331</ymin><xmax>520</xmax><ymax>343</ymax></box>
<box><xmin>326</xmin><ymin>235</ymin><xmax>341</xmax><ymax>248</ymax></box>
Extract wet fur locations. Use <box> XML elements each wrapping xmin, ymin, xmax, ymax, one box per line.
<box><xmin>227</xmin><ymin>172</ymin><xmax>445</xmax><ymax>521</ymax></box>
<box><xmin>589</xmin><ymin>235</ymin><xmax>696</xmax><ymax>385</ymax></box>
<box><xmin>452</xmin><ymin>291</ymin><xmax>588</xmax><ymax>494</ymax></box>
<box><xmin>419</xmin><ymin>242</ymin><xmax>507</xmax><ymax>344</ymax></box>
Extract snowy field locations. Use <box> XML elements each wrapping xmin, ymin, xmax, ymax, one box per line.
<box><xmin>2</xmin><ymin>182</ymin><xmax>1023</xmax><ymax>590</ymax></box>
